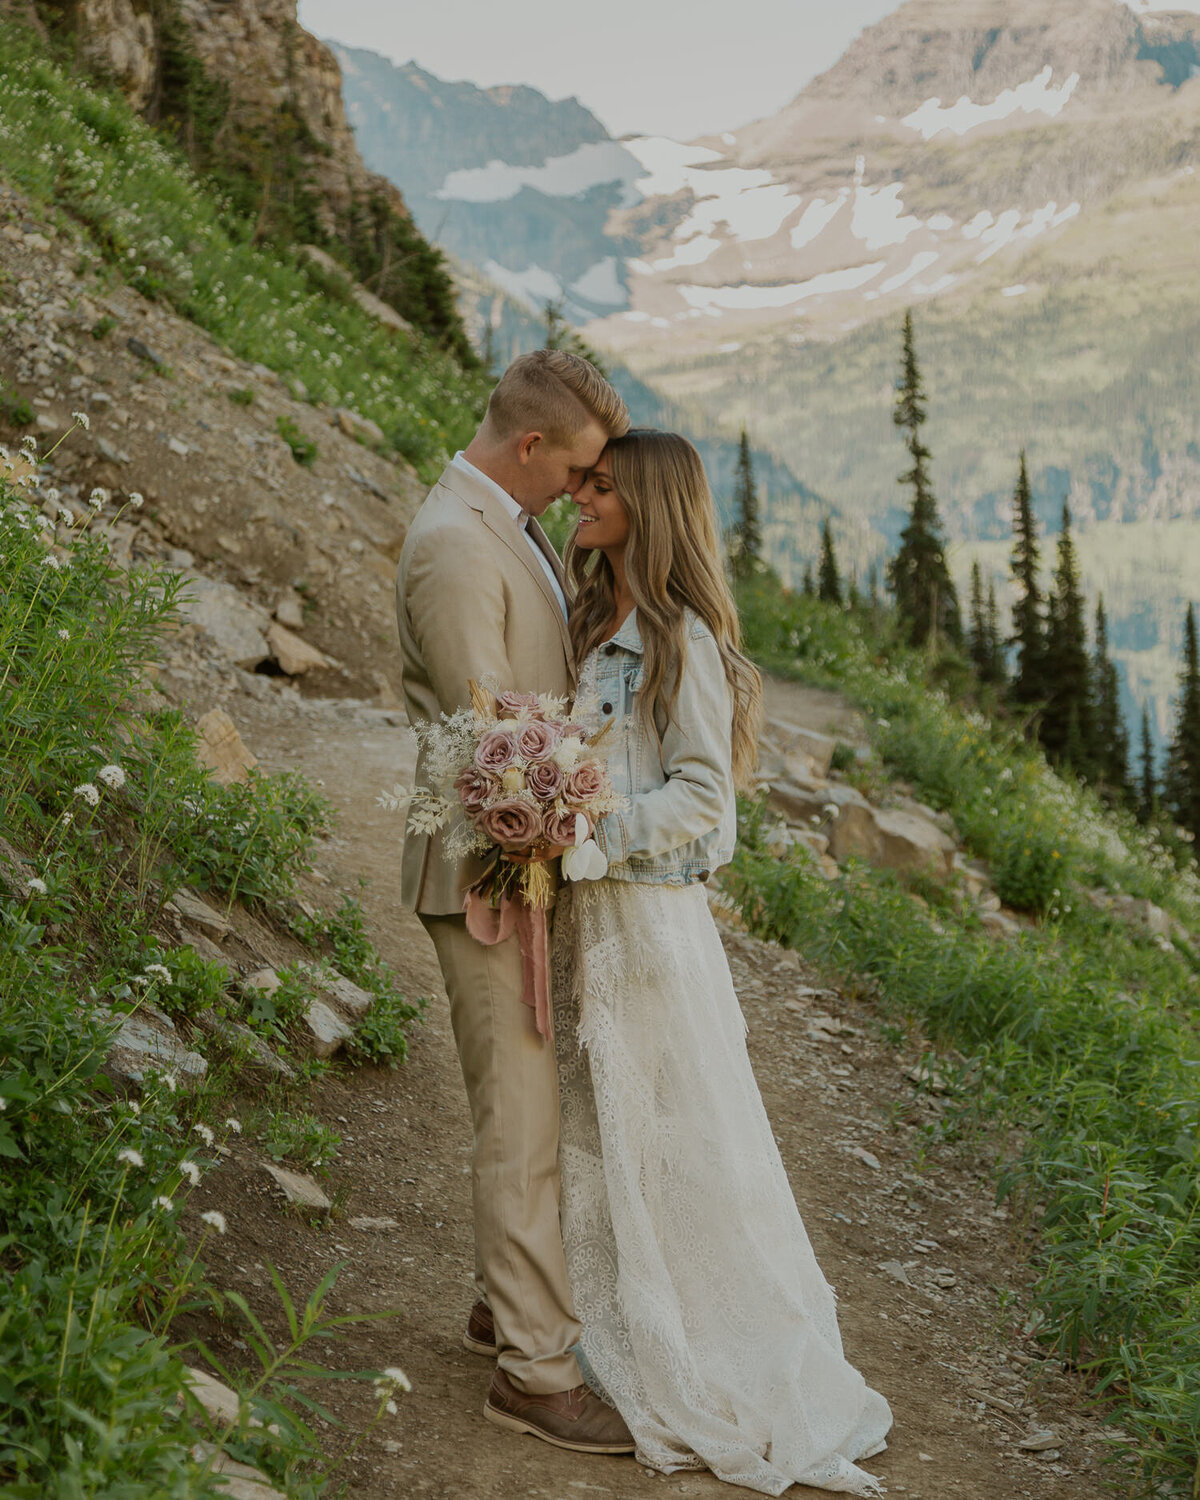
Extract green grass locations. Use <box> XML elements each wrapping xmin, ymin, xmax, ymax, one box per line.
<box><xmin>731</xmin><ymin>577</ymin><xmax>1200</xmax><ymax>1495</ymax></box>
<box><xmin>0</xmin><ymin>22</ymin><xmax>488</xmax><ymax>481</ymax></box>
<box><xmin>0</xmin><ymin>433</ymin><xmax>417</xmax><ymax>1492</ymax></box>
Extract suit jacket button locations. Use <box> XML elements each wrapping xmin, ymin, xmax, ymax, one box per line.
<box><xmin>602</xmin><ymin>701</ymin><xmax>613</xmax><ymax>714</ymax></box>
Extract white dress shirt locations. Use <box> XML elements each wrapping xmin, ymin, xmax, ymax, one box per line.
<box><xmin>450</xmin><ymin>452</ymin><xmax>568</xmax><ymax>620</ymax></box>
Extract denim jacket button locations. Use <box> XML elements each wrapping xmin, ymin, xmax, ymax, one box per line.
<box><xmin>603</xmin><ymin>642</ymin><xmax>618</xmax><ymax>656</ymax></box>
<box><xmin>602</xmin><ymin>701</ymin><xmax>613</xmax><ymax>714</ymax></box>
<box><xmin>697</xmin><ymin>869</ymin><xmax>710</xmax><ymax>882</ymax></box>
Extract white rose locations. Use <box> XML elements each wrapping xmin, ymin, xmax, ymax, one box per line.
<box><xmin>551</xmin><ymin>736</ymin><xmax>584</xmax><ymax>771</ymax></box>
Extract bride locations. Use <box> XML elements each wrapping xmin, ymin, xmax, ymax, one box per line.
<box><xmin>552</xmin><ymin>428</ymin><xmax>892</xmax><ymax>1495</ymax></box>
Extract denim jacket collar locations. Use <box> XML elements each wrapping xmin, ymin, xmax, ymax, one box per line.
<box><xmin>607</xmin><ymin>609</ymin><xmax>644</xmax><ymax>656</ymax></box>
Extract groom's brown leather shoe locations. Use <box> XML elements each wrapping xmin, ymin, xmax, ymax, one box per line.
<box><xmin>483</xmin><ymin>1369</ymin><xmax>635</xmax><ymax>1454</ymax></box>
<box><xmin>462</xmin><ymin>1299</ymin><xmax>497</xmax><ymax>1356</ymax></box>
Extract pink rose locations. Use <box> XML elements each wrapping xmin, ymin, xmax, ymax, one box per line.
<box><xmin>564</xmin><ymin>758</ymin><xmax>606</xmax><ymax>804</ymax></box>
<box><xmin>516</xmin><ymin>720</ymin><xmax>558</xmax><ymax>761</ymax></box>
<box><xmin>475</xmin><ymin>726</ymin><xmax>519</xmax><ymax>774</ymax></box>
<box><xmin>477</xmin><ymin>797</ymin><xmax>542</xmax><ymax>851</ymax></box>
<box><xmin>495</xmin><ymin>690</ymin><xmax>543</xmax><ymax>718</ymax></box>
<box><xmin>543</xmin><ymin>806</ymin><xmax>591</xmax><ymax>847</ymax></box>
<box><xmin>526</xmin><ymin>759</ymin><xmax>564</xmax><ymax>801</ymax></box>
<box><xmin>559</xmin><ymin>721</ymin><xmax>587</xmax><ymax>741</ymax></box>
<box><xmin>455</xmin><ymin>765</ymin><xmax>497</xmax><ymax>815</ymax></box>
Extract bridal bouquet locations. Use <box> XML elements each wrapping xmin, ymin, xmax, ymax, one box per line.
<box><xmin>387</xmin><ymin>681</ymin><xmax>623</xmax><ymax>1039</ymax></box>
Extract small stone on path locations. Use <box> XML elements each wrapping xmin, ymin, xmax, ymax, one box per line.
<box><xmin>260</xmin><ymin>1162</ymin><xmax>332</xmax><ymax>1212</ymax></box>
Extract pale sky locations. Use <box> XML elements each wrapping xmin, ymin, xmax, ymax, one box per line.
<box><xmin>296</xmin><ymin>0</ymin><xmax>903</xmax><ymax>139</ymax></box>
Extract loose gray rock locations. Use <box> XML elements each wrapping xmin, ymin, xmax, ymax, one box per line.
<box><xmin>177</xmin><ymin>575</ymin><xmax>271</xmax><ymax>669</ymax></box>
<box><xmin>261</xmin><ymin>1162</ymin><xmax>332</xmax><ymax>1212</ymax></box>
<box><xmin>99</xmin><ymin>1008</ymin><xmax>207</xmax><ymax>1088</ymax></box>
<box><xmin>167</xmin><ymin>889</ymin><xmax>231</xmax><ymax>941</ymax></box>
<box><xmin>300</xmin><ymin>997</ymin><xmax>354</xmax><ymax>1058</ymax></box>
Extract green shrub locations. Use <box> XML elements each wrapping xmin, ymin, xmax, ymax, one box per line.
<box><xmin>259</xmin><ymin>1110</ymin><xmax>341</xmax><ymax>1174</ymax></box>
<box><xmin>227</xmin><ymin>386</ymin><xmax>255</xmax><ymax>407</ymax></box>
<box><xmin>0</xmin><ymin>391</ymin><xmax>34</xmax><ymax>426</ymax></box>
<box><xmin>990</xmin><ymin>821</ymin><xmax>1070</xmax><ymax>915</ymax></box>
<box><xmin>276</xmin><ymin>415</ymin><xmax>317</xmax><ymax>468</ymax></box>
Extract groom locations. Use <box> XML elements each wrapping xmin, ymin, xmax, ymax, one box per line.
<box><xmin>395</xmin><ymin>350</ymin><xmax>632</xmax><ymax>1452</ymax></box>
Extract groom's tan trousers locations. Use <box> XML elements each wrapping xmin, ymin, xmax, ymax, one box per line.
<box><xmin>396</xmin><ymin>461</ymin><xmax>582</xmax><ymax>1396</ymax></box>
<box><xmin>421</xmin><ymin>913</ymin><xmax>582</xmax><ymax>1394</ymax></box>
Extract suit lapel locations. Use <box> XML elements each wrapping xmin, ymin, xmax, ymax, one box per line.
<box><xmin>439</xmin><ymin>468</ymin><xmax>577</xmax><ymax>687</ymax></box>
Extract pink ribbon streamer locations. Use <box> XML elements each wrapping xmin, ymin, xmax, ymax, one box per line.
<box><xmin>464</xmin><ymin>888</ymin><xmax>553</xmax><ymax>1043</ymax></box>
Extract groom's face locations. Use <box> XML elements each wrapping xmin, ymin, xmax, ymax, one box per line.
<box><xmin>514</xmin><ymin>419</ymin><xmax>609</xmax><ymax>515</ymax></box>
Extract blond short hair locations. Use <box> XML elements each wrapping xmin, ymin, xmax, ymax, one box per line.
<box><xmin>486</xmin><ymin>349</ymin><xmax>630</xmax><ymax>446</ymax></box>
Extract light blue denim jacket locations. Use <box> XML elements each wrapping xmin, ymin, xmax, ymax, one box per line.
<box><xmin>589</xmin><ymin>609</ymin><xmax>736</xmax><ymax>884</ymax></box>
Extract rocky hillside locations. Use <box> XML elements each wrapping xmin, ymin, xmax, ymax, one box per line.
<box><xmin>4</xmin><ymin>0</ymin><xmax>472</xmax><ymax>359</ymax></box>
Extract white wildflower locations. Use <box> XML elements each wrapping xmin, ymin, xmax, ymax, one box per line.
<box><xmin>154</xmin><ymin>1195</ymin><xmax>174</xmax><ymax>1211</ymax></box>
<box><xmin>160</xmin><ymin>1073</ymin><xmax>177</xmax><ymax>1094</ymax></box>
<box><xmin>60</xmin><ymin>810</ymin><xmax>74</xmax><ymax>827</ymax></box>
<box><xmin>193</xmin><ymin>1123</ymin><xmax>214</xmax><ymax>1146</ymax></box>
<box><xmin>58</xmin><ymin>506</ymin><xmax>75</xmax><ymax>526</ymax></box>
<box><xmin>381</xmin><ymin>1366</ymin><xmax>412</xmax><ymax>1393</ymax></box>
<box><xmin>43</xmin><ymin>487</ymin><xmax>59</xmax><ymax>504</ymax></box>
<box><xmin>128</xmin><ymin>491</ymin><xmax>144</xmax><ymax>509</ymax></box>
<box><xmin>127</xmin><ymin>1101</ymin><xmax>141</xmax><ymax>1116</ymax></box>
<box><xmin>129</xmin><ymin>975</ymin><xmax>151</xmax><ymax>987</ymax></box>
<box><xmin>0</xmin><ymin>1097</ymin><xmax>6</xmax><ymax>1111</ymax></box>
<box><xmin>386</xmin><ymin>1399</ymin><xmax>398</xmax><ymax>1415</ymax></box>
<box><xmin>224</xmin><ymin>1118</ymin><xmax>241</xmax><ymax>1134</ymax></box>
<box><xmin>117</xmin><ymin>1148</ymin><xmax>144</xmax><ymax>1168</ymax></box>
<box><xmin>74</xmin><ymin>783</ymin><xmax>99</xmax><ymax>807</ymax></box>
<box><xmin>199</xmin><ymin>1209</ymin><xmax>227</xmax><ymax>1235</ymax></box>
<box><xmin>57</xmin><ymin>628</ymin><xmax>69</xmax><ymax>642</ymax></box>
<box><xmin>143</xmin><ymin>963</ymin><xmax>171</xmax><ymax>982</ymax></box>
<box><xmin>71</xmin><ymin>409</ymin><xmax>90</xmax><ymax>430</ymax></box>
<box><xmin>179</xmin><ymin>1159</ymin><xmax>201</xmax><ymax>1186</ymax></box>
<box><xmin>97</xmin><ymin>763</ymin><xmax>125</xmax><ymax>790</ymax></box>
<box><xmin>42</xmin><ymin>554</ymin><xmax>63</xmax><ymax>570</ymax></box>
<box><xmin>25</xmin><ymin>877</ymin><xmax>48</xmax><ymax>896</ymax></box>
<box><xmin>822</xmin><ymin>803</ymin><xmax>840</xmax><ymax>820</ymax></box>
<box><xmin>88</xmin><ymin>487</ymin><xmax>107</xmax><ymax>509</ymax></box>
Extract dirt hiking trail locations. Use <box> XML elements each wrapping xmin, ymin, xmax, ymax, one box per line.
<box><xmin>187</xmin><ymin>677</ymin><xmax>1107</xmax><ymax>1500</ymax></box>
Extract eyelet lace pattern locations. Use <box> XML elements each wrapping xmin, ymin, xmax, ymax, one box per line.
<box><xmin>552</xmin><ymin>869</ymin><xmax>892</xmax><ymax>1495</ymax></box>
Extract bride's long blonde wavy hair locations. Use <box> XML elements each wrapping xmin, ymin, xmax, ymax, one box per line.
<box><xmin>566</xmin><ymin>429</ymin><xmax>762</xmax><ymax>788</ymax></box>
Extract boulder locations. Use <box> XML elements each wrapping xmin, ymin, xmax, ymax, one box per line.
<box><xmin>261</xmin><ymin>1162</ymin><xmax>332</xmax><ymax>1213</ymax></box>
<box><xmin>167</xmin><ymin>889</ymin><xmax>230</xmax><ymax>941</ymax></box>
<box><xmin>182</xmin><ymin>1368</ymin><xmax>279</xmax><ymax>1435</ymax></box>
<box><xmin>979</xmin><ymin>909</ymin><xmax>1022</xmax><ymax>939</ymax></box>
<box><xmin>334</xmin><ymin>406</ymin><xmax>386</xmax><ymax>446</ymax></box>
<box><xmin>194</xmin><ymin>708</ymin><xmax>257</xmax><ymax>786</ymax></box>
<box><xmin>300</xmin><ymin>997</ymin><xmax>354</xmax><ymax>1058</ymax></box>
<box><xmin>266</xmin><ymin>621</ymin><xmax>329</xmax><ymax>676</ymax></box>
<box><xmin>766</xmin><ymin>718</ymin><xmax>837</xmax><ymax>778</ymax></box>
<box><xmin>272</xmin><ymin>590</ymin><xmax>306</xmax><ymax>630</ymax></box>
<box><xmin>178</xmin><ymin>576</ymin><xmax>270</xmax><ymax>669</ymax></box>
<box><xmin>315</xmin><ymin>969</ymin><xmax>374</xmax><ymax>1022</ymax></box>
<box><xmin>872</xmin><ymin>808</ymin><xmax>957</xmax><ymax>878</ymax></box>
<box><xmin>99</xmin><ymin>1009</ymin><xmax>208</xmax><ymax>1088</ymax></box>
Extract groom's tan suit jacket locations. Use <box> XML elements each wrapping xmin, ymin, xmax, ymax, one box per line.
<box><xmin>395</xmin><ymin>460</ymin><xmax>575</xmax><ymax>913</ymax></box>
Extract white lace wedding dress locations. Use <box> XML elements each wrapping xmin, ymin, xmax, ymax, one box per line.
<box><xmin>552</xmin><ymin>667</ymin><xmax>892</xmax><ymax>1494</ymax></box>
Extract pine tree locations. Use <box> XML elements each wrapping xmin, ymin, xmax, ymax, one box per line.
<box><xmin>1165</xmin><ymin>602</ymin><xmax>1200</xmax><ymax>843</ymax></box>
<box><xmin>1091</xmin><ymin>596</ymin><xmax>1130</xmax><ymax>796</ymax></box>
<box><xmin>1041</xmin><ymin>501</ymin><xmax>1093</xmax><ymax>772</ymax></box>
<box><xmin>801</xmin><ymin>563</ymin><xmax>815</xmax><ymax>596</ymax></box>
<box><xmin>985</xmin><ymin>580</ymin><xmax>1007</xmax><ymax>687</ymax></box>
<box><xmin>817</xmin><ymin>518</ymin><xmax>842</xmax><ymax>605</ymax></box>
<box><xmin>886</xmin><ymin>311</ymin><xmax>961</xmax><ymax>649</ymax></box>
<box><xmin>1139</xmin><ymin>706</ymin><xmax>1157</xmax><ymax>823</ymax></box>
<box><xmin>543</xmin><ymin>298</ymin><xmax>609</xmax><ymax>375</ymax></box>
<box><xmin>968</xmin><ymin>561</ymin><xmax>990</xmax><ymax>679</ymax></box>
<box><xmin>729</xmin><ymin>428</ymin><xmax>762</xmax><ymax>579</ymax></box>
<box><xmin>847</xmin><ymin>570</ymin><xmax>862</xmax><ymax>611</ymax></box>
<box><xmin>1008</xmin><ymin>452</ymin><xmax>1045</xmax><ymax>709</ymax></box>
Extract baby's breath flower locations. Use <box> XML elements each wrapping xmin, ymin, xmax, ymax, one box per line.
<box><xmin>199</xmin><ymin>1209</ymin><xmax>227</xmax><ymax>1235</ymax></box>
<box><xmin>193</xmin><ymin>1123</ymin><xmax>214</xmax><ymax>1146</ymax></box>
<box><xmin>25</xmin><ymin>876</ymin><xmax>47</xmax><ymax>896</ymax></box>
<box><xmin>155</xmin><ymin>1195</ymin><xmax>174</xmax><ymax>1211</ymax></box>
<box><xmin>225</xmin><ymin>1117</ymin><xmax>242</xmax><ymax>1134</ymax></box>
<box><xmin>71</xmin><ymin>409</ymin><xmax>90</xmax><ymax>430</ymax></box>
<box><xmin>74</xmin><ymin>783</ymin><xmax>100</xmax><ymax>807</ymax></box>
<box><xmin>117</xmin><ymin>1148</ymin><xmax>144</xmax><ymax>1168</ymax></box>
<box><xmin>98</xmin><ymin>763</ymin><xmax>125</xmax><ymax>790</ymax></box>
<box><xmin>179</xmin><ymin>1159</ymin><xmax>201</xmax><ymax>1187</ymax></box>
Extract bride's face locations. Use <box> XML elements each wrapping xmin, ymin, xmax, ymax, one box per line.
<box><xmin>571</xmin><ymin>455</ymin><xmax>630</xmax><ymax>555</ymax></box>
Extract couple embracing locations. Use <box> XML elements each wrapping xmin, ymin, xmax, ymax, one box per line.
<box><xmin>395</xmin><ymin>350</ymin><xmax>891</xmax><ymax>1495</ymax></box>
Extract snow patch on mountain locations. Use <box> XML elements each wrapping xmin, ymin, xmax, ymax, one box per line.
<box><xmin>437</xmin><ymin>140</ymin><xmax>641</xmax><ymax>203</ymax></box>
<box><xmin>902</xmin><ymin>66</ymin><xmax>1080</xmax><ymax>140</ymax></box>
<box><xmin>481</xmin><ymin>260</ymin><xmax>563</xmax><ymax>307</ymax></box>
<box><xmin>678</xmin><ymin>261</ymin><xmax>886</xmax><ymax>314</ymax></box>
<box><xmin>569</xmin><ymin>257</ymin><xmax>625</xmax><ymax>305</ymax></box>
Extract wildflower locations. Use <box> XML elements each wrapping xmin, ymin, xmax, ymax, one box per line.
<box><xmin>199</xmin><ymin>1209</ymin><xmax>227</xmax><ymax>1235</ymax></box>
<box><xmin>193</xmin><ymin>1123</ymin><xmax>215</xmax><ymax>1146</ymax></box>
<box><xmin>97</xmin><ymin>763</ymin><xmax>125</xmax><ymax>790</ymax></box>
<box><xmin>179</xmin><ymin>1159</ymin><xmax>201</xmax><ymax>1186</ymax></box>
<box><xmin>127</xmin><ymin>1101</ymin><xmax>141</xmax><ymax>1116</ymax></box>
<box><xmin>380</xmin><ymin>1367</ymin><xmax>412</xmax><ymax>1393</ymax></box>
<box><xmin>71</xmin><ymin>409</ymin><xmax>90</xmax><ymax>430</ymax></box>
<box><xmin>25</xmin><ymin>877</ymin><xmax>47</xmax><ymax>896</ymax></box>
<box><xmin>386</xmin><ymin>1400</ymin><xmax>398</xmax><ymax>1415</ymax></box>
<box><xmin>88</xmin><ymin>487</ymin><xmax>107</xmax><ymax>509</ymax></box>
<box><xmin>128</xmin><ymin>491</ymin><xmax>144</xmax><ymax>509</ymax></box>
<box><xmin>74</xmin><ymin>783</ymin><xmax>100</xmax><ymax>807</ymax></box>
<box><xmin>42</xmin><ymin>554</ymin><xmax>63</xmax><ymax>570</ymax></box>
<box><xmin>58</xmin><ymin>506</ymin><xmax>75</xmax><ymax>526</ymax></box>
<box><xmin>822</xmin><ymin>803</ymin><xmax>840</xmax><ymax>820</ymax></box>
<box><xmin>0</xmin><ymin>1097</ymin><xmax>6</xmax><ymax>1111</ymax></box>
<box><xmin>117</xmin><ymin>1148</ymin><xmax>144</xmax><ymax>1168</ymax></box>
<box><xmin>225</xmin><ymin>1117</ymin><xmax>242</xmax><ymax>1134</ymax></box>
<box><xmin>143</xmin><ymin>963</ymin><xmax>171</xmax><ymax>982</ymax></box>
<box><xmin>160</xmin><ymin>1073</ymin><xmax>177</xmax><ymax>1094</ymax></box>
<box><xmin>154</xmin><ymin>1195</ymin><xmax>174</xmax><ymax>1211</ymax></box>
<box><xmin>57</xmin><ymin>628</ymin><xmax>69</xmax><ymax>642</ymax></box>
<box><xmin>60</xmin><ymin>810</ymin><xmax>74</xmax><ymax>827</ymax></box>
